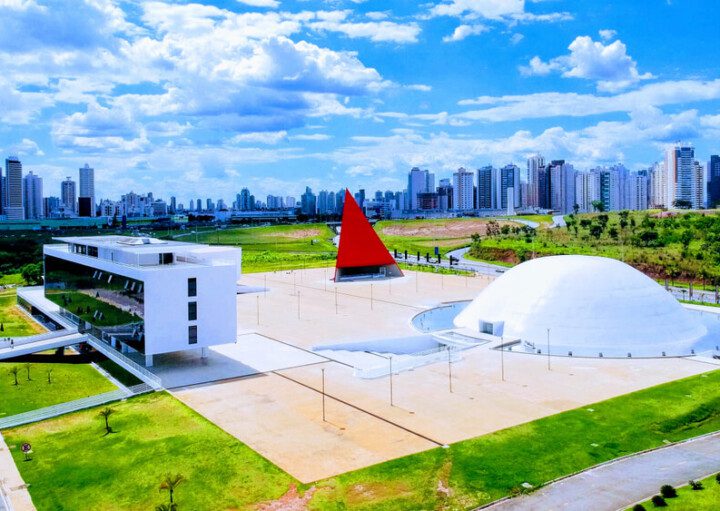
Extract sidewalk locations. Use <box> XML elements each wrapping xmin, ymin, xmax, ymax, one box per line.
<box><xmin>484</xmin><ymin>431</ymin><xmax>720</xmax><ymax>511</ymax></box>
<box><xmin>0</xmin><ymin>433</ymin><xmax>35</xmax><ymax>511</ymax></box>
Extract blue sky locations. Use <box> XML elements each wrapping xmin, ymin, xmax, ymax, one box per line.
<box><xmin>2</xmin><ymin>0</ymin><xmax>719</xmax><ymax>204</ymax></box>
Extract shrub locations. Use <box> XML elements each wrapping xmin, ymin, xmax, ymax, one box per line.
<box><xmin>651</xmin><ymin>495</ymin><xmax>667</xmax><ymax>507</ymax></box>
<box><xmin>633</xmin><ymin>504</ymin><xmax>646</xmax><ymax>511</ymax></box>
<box><xmin>659</xmin><ymin>484</ymin><xmax>677</xmax><ymax>498</ymax></box>
<box><xmin>716</xmin><ymin>473</ymin><xmax>720</xmax><ymax>484</ymax></box>
<box><xmin>689</xmin><ymin>479</ymin><xmax>704</xmax><ymax>490</ymax></box>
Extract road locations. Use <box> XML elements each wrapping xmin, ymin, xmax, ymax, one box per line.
<box><xmin>483</xmin><ymin>431</ymin><xmax>720</xmax><ymax>511</ymax></box>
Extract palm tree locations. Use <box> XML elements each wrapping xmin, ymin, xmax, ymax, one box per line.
<box><xmin>9</xmin><ymin>366</ymin><xmax>19</xmax><ymax>386</ymax></box>
<box><xmin>46</xmin><ymin>368</ymin><xmax>53</xmax><ymax>384</ymax></box>
<box><xmin>98</xmin><ymin>407</ymin><xmax>115</xmax><ymax>434</ymax></box>
<box><xmin>159</xmin><ymin>473</ymin><xmax>185</xmax><ymax>505</ymax></box>
<box><xmin>24</xmin><ymin>363</ymin><xmax>32</xmax><ymax>381</ymax></box>
<box><xmin>155</xmin><ymin>504</ymin><xmax>176</xmax><ymax>511</ymax></box>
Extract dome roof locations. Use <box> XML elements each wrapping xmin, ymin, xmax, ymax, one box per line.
<box><xmin>454</xmin><ymin>255</ymin><xmax>706</xmax><ymax>356</ymax></box>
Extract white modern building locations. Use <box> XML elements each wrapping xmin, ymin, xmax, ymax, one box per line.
<box><xmin>454</xmin><ymin>255</ymin><xmax>707</xmax><ymax>357</ymax></box>
<box><xmin>452</xmin><ymin>167</ymin><xmax>474</xmax><ymax>211</ymax></box>
<box><xmin>43</xmin><ymin>236</ymin><xmax>242</xmax><ymax>366</ymax></box>
<box><xmin>23</xmin><ymin>171</ymin><xmax>43</xmax><ymax>220</ymax></box>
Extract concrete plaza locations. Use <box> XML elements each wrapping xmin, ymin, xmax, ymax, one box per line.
<box><xmin>173</xmin><ymin>268</ymin><xmax>717</xmax><ymax>483</ymax></box>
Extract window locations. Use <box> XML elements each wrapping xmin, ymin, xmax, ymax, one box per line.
<box><xmin>188</xmin><ymin>277</ymin><xmax>197</xmax><ymax>297</ymax></box>
<box><xmin>188</xmin><ymin>301</ymin><xmax>197</xmax><ymax>321</ymax></box>
<box><xmin>188</xmin><ymin>325</ymin><xmax>198</xmax><ymax>344</ymax></box>
<box><xmin>88</xmin><ymin>246</ymin><xmax>98</xmax><ymax>257</ymax></box>
<box><xmin>159</xmin><ymin>253</ymin><xmax>173</xmax><ymax>265</ymax></box>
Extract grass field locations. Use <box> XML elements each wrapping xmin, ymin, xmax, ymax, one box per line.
<box><xmin>7</xmin><ymin>369</ymin><xmax>720</xmax><ymax>510</ymax></box>
<box><xmin>627</xmin><ymin>472</ymin><xmax>720</xmax><ymax>510</ymax></box>
<box><xmin>376</xmin><ymin>217</ymin><xmax>515</xmax><ymax>257</ymax></box>
<box><xmin>0</xmin><ymin>288</ymin><xmax>45</xmax><ymax>337</ymax></box>
<box><xmin>0</xmin><ymin>360</ymin><xmax>117</xmax><ymax>416</ymax></box>
<box><xmin>4</xmin><ymin>392</ymin><xmax>295</xmax><ymax>511</ymax></box>
<box><xmin>169</xmin><ymin>223</ymin><xmax>338</xmax><ymax>273</ymax></box>
<box><xmin>0</xmin><ymin>273</ymin><xmax>24</xmax><ymax>286</ymax></box>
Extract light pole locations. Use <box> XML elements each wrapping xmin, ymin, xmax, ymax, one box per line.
<box><xmin>256</xmin><ymin>295</ymin><xmax>260</xmax><ymax>325</ymax></box>
<box><xmin>546</xmin><ymin>327</ymin><xmax>551</xmax><ymax>371</ymax></box>
<box><xmin>370</xmin><ymin>283</ymin><xmax>374</xmax><ymax>311</ymax></box>
<box><xmin>500</xmin><ymin>341</ymin><xmax>505</xmax><ymax>382</ymax></box>
<box><xmin>335</xmin><ymin>286</ymin><xmax>338</xmax><ymax>314</ymax></box>
<box><xmin>297</xmin><ymin>291</ymin><xmax>301</xmax><ymax>320</ymax></box>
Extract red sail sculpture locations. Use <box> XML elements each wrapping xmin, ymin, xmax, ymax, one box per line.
<box><xmin>335</xmin><ymin>189</ymin><xmax>402</xmax><ymax>281</ymax></box>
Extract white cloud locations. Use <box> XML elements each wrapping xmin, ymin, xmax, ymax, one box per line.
<box><xmin>509</xmin><ymin>33</ymin><xmax>524</xmax><ymax>44</ymax></box>
<box><xmin>9</xmin><ymin>138</ymin><xmax>44</xmax><ymax>156</ymax></box>
<box><xmin>598</xmin><ymin>29</ymin><xmax>617</xmax><ymax>41</ymax></box>
<box><xmin>289</xmin><ymin>133</ymin><xmax>332</xmax><ymax>141</ymax></box>
<box><xmin>237</xmin><ymin>0</ymin><xmax>280</xmax><ymax>8</ymax></box>
<box><xmin>520</xmin><ymin>35</ymin><xmax>653</xmax><ymax>91</ymax></box>
<box><xmin>442</xmin><ymin>23</ymin><xmax>488</xmax><ymax>42</ymax></box>
<box><xmin>454</xmin><ymin>79</ymin><xmax>720</xmax><ymax>123</ymax></box>
<box><xmin>429</xmin><ymin>0</ymin><xmax>524</xmax><ymax>20</ymax></box>
<box><xmin>230</xmin><ymin>131</ymin><xmax>288</xmax><ymax>144</ymax></box>
<box><xmin>406</xmin><ymin>84</ymin><xmax>432</xmax><ymax>92</ymax></box>
<box><xmin>308</xmin><ymin>11</ymin><xmax>420</xmax><ymax>43</ymax></box>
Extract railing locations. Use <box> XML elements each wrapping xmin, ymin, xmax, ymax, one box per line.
<box><xmin>354</xmin><ymin>347</ymin><xmax>464</xmax><ymax>379</ymax></box>
<box><xmin>85</xmin><ymin>336</ymin><xmax>162</xmax><ymax>390</ymax></box>
<box><xmin>0</xmin><ymin>383</ymin><xmax>154</xmax><ymax>430</ymax></box>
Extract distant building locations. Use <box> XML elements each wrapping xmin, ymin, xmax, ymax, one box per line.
<box><xmin>708</xmin><ymin>155</ymin><xmax>720</xmax><ymax>207</ymax></box>
<box><xmin>79</xmin><ymin>163</ymin><xmax>95</xmax><ymax>217</ymax></box>
<box><xmin>526</xmin><ymin>154</ymin><xmax>544</xmax><ymax>208</ymax></box>
<box><xmin>666</xmin><ymin>145</ymin><xmax>703</xmax><ymax>209</ymax></box>
<box><xmin>5</xmin><ymin>157</ymin><xmax>24</xmax><ymax>220</ymax></box>
<box><xmin>499</xmin><ymin>164</ymin><xmax>521</xmax><ymax>211</ymax></box>
<box><xmin>23</xmin><ymin>171</ymin><xmax>43</xmax><ymax>219</ymax></box>
<box><xmin>61</xmin><ymin>177</ymin><xmax>77</xmax><ymax>215</ymax></box>
<box><xmin>407</xmin><ymin>167</ymin><xmax>434</xmax><ymax>211</ymax></box>
<box><xmin>477</xmin><ymin>165</ymin><xmax>496</xmax><ymax>209</ymax></box>
<box><xmin>452</xmin><ymin>167</ymin><xmax>474</xmax><ymax>211</ymax></box>
<box><xmin>301</xmin><ymin>186</ymin><xmax>316</xmax><ymax>215</ymax></box>
<box><xmin>44</xmin><ymin>196</ymin><xmax>61</xmax><ymax>218</ymax></box>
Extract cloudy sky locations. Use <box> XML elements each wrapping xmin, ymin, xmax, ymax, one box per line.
<box><xmin>2</xmin><ymin>0</ymin><xmax>719</xmax><ymax>204</ymax></box>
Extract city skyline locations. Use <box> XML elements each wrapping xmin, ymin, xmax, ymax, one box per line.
<box><xmin>1</xmin><ymin>0</ymin><xmax>719</xmax><ymax>200</ymax></box>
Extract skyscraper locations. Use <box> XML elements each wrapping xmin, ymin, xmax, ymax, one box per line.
<box><xmin>301</xmin><ymin>186</ymin><xmax>316</xmax><ymax>215</ymax></box>
<box><xmin>649</xmin><ymin>161</ymin><xmax>667</xmax><ymax>208</ymax></box>
<box><xmin>477</xmin><ymin>165</ymin><xmax>496</xmax><ymax>209</ymax></box>
<box><xmin>61</xmin><ymin>177</ymin><xmax>77</xmax><ymax>215</ymax></box>
<box><xmin>666</xmin><ymin>145</ymin><xmax>702</xmax><ymax>209</ymax></box>
<box><xmin>79</xmin><ymin>163</ymin><xmax>95</xmax><ymax>217</ymax></box>
<box><xmin>452</xmin><ymin>167</ymin><xmax>474</xmax><ymax>211</ymax></box>
<box><xmin>407</xmin><ymin>167</ymin><xmax>434</xmax><ymax>210</ymax></box>
<box><xmin>526</xmin><ymin>154</ymin><xmax>544</xmax><ymax>208</ymax></box>
<box><xmin>498</xmin><ymin>164</ymin><xmax>521</xmax><ymax>211</ymax></box>
<box><xmin>708</xmin><ymin>155</ymin><xmax>720</xmax><ymax>207</ymax></box>
<box><xmin>5</xmin><ymin>157</ymin><xmax>24</xmax><ymax>220</ymax></box>
<box><xmin>23</xmin><ymin>171</ymin><xmax>43</xmax><ymax>219</ymax></box>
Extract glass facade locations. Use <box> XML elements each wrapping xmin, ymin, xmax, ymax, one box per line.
<box><xmin>44</xmin><ymin>255</ymin><xmax>145</xmax><ymax>351</ymax></box>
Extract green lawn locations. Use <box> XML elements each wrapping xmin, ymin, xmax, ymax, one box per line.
<box><xmin>0</xmin><ymin>288</ymin><xmax>45</xmax><ymax>337</ymax></box>
<box><xmin>0</xmin><ymin>273</ymin><xmax>25</xmax><ymax>285</ymax></box>
<box><xmin>627</xmin><ymin>472</ymin><xmax>720</xmax><ymax>510</ymax></box>
<box><xmin>8</xmin><ymin>369</ymin><xmax>720</xmax><ymax>510</ymax></box>
<box><xmin>0</xmin><ymin>360</ymin><xmax>117</xmax><ymax>416</ymax></box>
<box><xmin>168</xmin><ymin>223</ymin><xmax>338</xmax><ymax>273</ymax></box>
<box><xmin>4</xmin><ymin>392</ymin><xmax>295</xmax><ymax>511</ymax></box>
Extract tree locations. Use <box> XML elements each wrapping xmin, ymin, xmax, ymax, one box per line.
<box><xmin>9</xmin><ymin>366</ymin><xmax>19</xmax><ymax>386</ymax></box>
<box><xmin>98</xmin><ymin>407</ymin><xmax>115</xmax><ymax>434</ymax></box>
<box><xmin>609</xmin><ymin>227</ymin><xmax>619</xmax><ymax>240</ymax></box>
<box><xmin>24</xmin><ymin>363</ymin><xmax>32</xmax><ymax>381</ymax></box>
<box><xmin>46</xmin><ymin>368</ymin><xmax>53</xmax><ymax>384</ymax></box>
<box><xmin>589</xmin><ymin>224</ymin><xmax>603</xmax><ymax>239</ymax></box>
<box><xmin>20</xmin><ymin>262</ymin><xmax>43</xmax><ymax>286</ymax></box>
<box><xmin>159</xmin><ymin>473</ymin><xmax>186</xmax><ymax>506</ymax></box>
<box><xmin>660</xmin><ymin>485</ymin><xmax>677</xmax><ymax>498</ymax></box>
<box><xmin>591</xmin><ymin>200</ymin><xmax>605</xmax><ymax>212</ymax></box>
<box><xmin>573</xmin><ymin>203</ymin><xmax>580</xmax><ymax>215</ymax></box>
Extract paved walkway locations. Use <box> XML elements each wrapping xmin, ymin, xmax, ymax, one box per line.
<box><xmin>485</xmin><ymin>431</ymin><xmax>720</xmax><ymax>511</ymax></box>
<box><xmin>0</xmin><ymin>434</ymin><xmax>35</xmax><ymax>511</ymax></box>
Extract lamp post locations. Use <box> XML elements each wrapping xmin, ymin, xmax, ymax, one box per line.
<box><xmin>370</xmin><ymin>284</ymin><xmax>374</xmax><ymax>311</ymax></box>
<box><xmin>447</xmin><ymin>347</ymin><xmax>453</xmax><ymax>393</ymax></box>
<box><xmin>297</xmin><ymin>291</ymin><xmax>301</xmax><ymax>320</ymax></box>
<box><xmin>256</xmin><ymin>295</ymin><xmax>260</xmax><ymax>325</ymax></box>
<box><xmin>500</xmin><ymin>340</ymin><xmax>505</xmax><ymax>382</ymax></box>
<box><xmin>389</xmin><ymin>355</ymin><xmax>394</xmax><ymax>407</ymax></box>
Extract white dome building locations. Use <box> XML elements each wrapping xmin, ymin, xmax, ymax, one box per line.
<box><xmin>454</xmin><ymin>255</ymin><xmax>707</xmax><ymax>357</ymax></box>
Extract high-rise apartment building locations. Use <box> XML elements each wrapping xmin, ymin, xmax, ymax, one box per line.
<box><xmin>23</xmin><ymin>171</ymin><xmax>43</xmax><ymax>219</ymax></box>
<box><xmin>452</xmin><ymin>167</ymin><xmax>474</xmax><ymax>211</ymax></box>
<box><xmin>407</xmin><ymin>167</ymin><xmax>434</xmax><ymax>210</ymax></box>
<box><xmin>61</xmin><ymin>177</ymin><xmax>77</xmax><ymax>215</ymax></box>
<box><xmin>477</xmin><ymin>165</ymin><xmax>496</xmax><ymax>209</ymax></box>
<box><xmin>79</xmin><ymin>163</ymin><xmax>95</xmax><ymax>217</ymax></box>
<box><xmin>301</xmin><ymin>186</ymin><xmax>316</xmax><ymax>215</ymax></box>
<box><xmin>708</xmin><ymin>155</ymin><xmax>720</xmax><ymax>207</ymax></box>
<box><xmin>666</xmin><ymin>145</ymin><xmax>703</xmax><ymax>209</ymax></box>
<box><xmin>5</xmin><ymin>157</ymin><xmax>24</xmax><ymax>220</ymax></box>
<box><xmin>526</xmin><ymin>154</ymin><xmax>544</xmax><ymax>208</ymax></box>
<box><xmin>649</xmin><ymin>162</ymin><xmax>667</xmax><ymax>208</ymax></box>
<box><xmin>498</xmin><ymin>164</ymin><xmax>521</xmax><ymax>211</ymax></box>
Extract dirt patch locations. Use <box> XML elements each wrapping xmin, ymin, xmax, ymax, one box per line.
<box><xmin>382</xmin><ymin>220</ymin><xmax>510</xmax><ymax>238</ymax></box>
<box><xmin>276</xmin><ymin>229</ymin><xmax>322</xmax><ymax>240</ymax></box>
<box><xmin>256</xmin><ymin>484</ymin><xmax>316</xmax><ymax>511</ymax></box>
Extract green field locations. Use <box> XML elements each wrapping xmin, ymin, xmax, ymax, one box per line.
<box><xmin>627</xmin><ymin>472</ymin><xmax>720</xmax><ymax>510</ymax></box>
<box><xmin>0</xmin><ymin>288</ymin><xmax>45</xmax><ymax>337</ymax></box>
<box><xmin>1</xmin><ymin>360</ymin><xmax>117</xmax><ymax>416</ymax></box>
<box><xmin>0</xmin><ymin>273</ymin><xmax>25</xmax><ymax>286</ymax></box>
<box><xmin>469</xmin><ymin>210</ymin><xmax>720</xmax><ymax>285</ymax></box>
<box><xmin>168</xmin><ymin>223</ymin><xmax>338</xmax><ymax>273</ymax></box>
<box><xmin>7</xmin><ymin>368</ymin><xmax>720</xmax><ymax>510</ymax></box>
<box><xmin>4</xmin><ymin>392</ymin><xmax>295</xmax><ymax>511</ymax></box>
